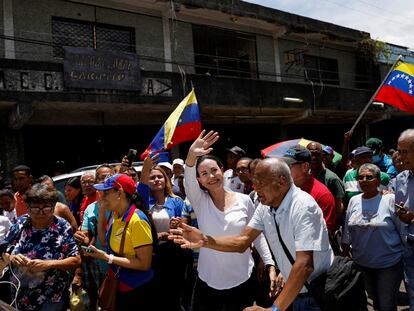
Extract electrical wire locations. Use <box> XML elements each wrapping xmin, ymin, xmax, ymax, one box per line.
<box><xmin>0</xmin><ymin>263</ymin><xmax>21</xmax><ymax>310</ymax></box>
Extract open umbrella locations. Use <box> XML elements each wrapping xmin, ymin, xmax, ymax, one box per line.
<box><xmin>261</xmin><ymin>138</ymin><xmax>342</xmax><ymax>164</ymax></box>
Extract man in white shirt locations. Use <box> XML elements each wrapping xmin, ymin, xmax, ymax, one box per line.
<box><xmin>172</xmin><ymin>158</ymin><xmax>185</xmax><ymax>188</ymax></box>
<box><xmin>170</xmin><ymin>157</ymin><xmax>333</xmax><ymax>311</ymax></box>
<box><xmin>224</xmin><ymin>146</ymin><xmax>246</xmax><ymax>193</ymax></box>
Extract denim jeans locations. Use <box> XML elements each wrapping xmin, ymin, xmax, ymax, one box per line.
<box><xmin>292</xmin><ymin>294</ymin><xmax>321</xmax><ymax>311</ymax></box>
<box><xmin>404</xmin><ymin>244</ymin><xmax>414</xmax><ymax>311</ymax></box>
<box><xmin>357</xmin><ymin>259</ymin><xmax>403</xmax><ymax>311</ymax></box>
<box><xmin>38</xmin><ymin>300</ymin><xmax>66</xmax><ymax>311</ymax></box>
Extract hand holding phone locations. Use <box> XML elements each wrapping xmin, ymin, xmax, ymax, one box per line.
<box><xmin>396</xmin><ymin>203</ymin><xmax>408</xmax><ymax>214</ymax></box>
<box><xmin>126</xmin><ymin>149</ymin><xmax>138</xmax><ymax>167</ymax></box>
<box><xmin>81</xmin><ymin>246</ymin><xmax>93</xmax><ymax>253</ymax></box>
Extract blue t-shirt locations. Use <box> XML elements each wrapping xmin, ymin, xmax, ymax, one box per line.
<box><xmin>343</xmin><ymin>193</ymin><xmax>404</xmax><ymax>268</ymax></box>
<box><xmin>81</xmin><ymin>201</ymin><xmax>111</xmax><ymax>273</ymax></box>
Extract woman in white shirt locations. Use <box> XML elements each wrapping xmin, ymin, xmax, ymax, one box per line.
<box><xmin>183</xmin><ymin>130</ymin><xmax>276</xmax><ymax>311</ymax></box>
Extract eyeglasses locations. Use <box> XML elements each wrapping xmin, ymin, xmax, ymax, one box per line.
<box><xmin>29</xmin><ymin>204</ymin><xmax>54</xmax><ymax>214</ymax></box>
<box><xmin>357</xmin><ymin>175</ymin><xmax>375</xmax><ymax>181</ymax></box>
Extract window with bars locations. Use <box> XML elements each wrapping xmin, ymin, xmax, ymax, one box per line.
<box><xmin>303</xmin><ymin>55</ymin><xmax>339</xmax><ymax>85</ymax></box>
<box><xmin>52</xmin><ymin>17</ymin><xmax>135</xmax><ymax>58</ymax></box>
<box><xmin>192</xmin><ymin>24</ymin><xmax>258</xmax><ymax>78</ymax></box>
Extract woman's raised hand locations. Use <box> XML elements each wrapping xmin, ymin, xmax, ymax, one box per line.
<box><xmin>189</xmin><ymin>130</ymin><xmax>219</xmax><ymax>157</ymax></box>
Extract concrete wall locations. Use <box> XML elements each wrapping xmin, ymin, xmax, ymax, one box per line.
<box><xmin>170</xmin><ymin>20</ymin><xmax>195</xmax><ymax>74</ymax></box>
<box><xmin>278</xmin><ymin>38</ymin><xmax>357</xmax><ymax>88</ymax></box>
<box><xmin>96</xmin><ymin>7</ymin><xmax>164</xmax><ymax>71</ymax></box>
<box><xmin>0</xmin><ymin>0</ymin><xmax>4</xmax><ymax>59</ymax></box>
<box><xmin>256</xmin><ymin>34</ymin><xmax>276</xmax><ymax>81</ymax></box>
<box><xmin>11</xmin><ymin>0</ymin><xmax>164</xmax><ymax>70</ymax></box>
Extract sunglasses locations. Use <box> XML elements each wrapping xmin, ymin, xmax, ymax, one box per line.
<box><xmin>357</xmin><ymin>175</ymin><xmax>375</xmax><ymax>181</ymax></box>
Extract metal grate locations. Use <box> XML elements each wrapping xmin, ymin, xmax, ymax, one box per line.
<box><xmin>52</xmin><ymin>18</ymin><xmax>135</xmax><ymax>58</ymax></box>
<box><xmin>96</xmin><ymin>26</ymin><xmax>135</xmax><ymax>53</ymax></box>
<box><xmin>52</xmin><ymin>18</ymin><xmax>93</xmax><ymax>58</ymax></box>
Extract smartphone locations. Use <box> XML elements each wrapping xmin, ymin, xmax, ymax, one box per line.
<box><xmin>395</xmin><ymin>204</ymin><xmax>407</xmax><ymax>214</ymax></box>
<box><xmin>127</xmin><ymin>149</ymin><xmax>137</xmax><ymax>167</ymax></box>
<box><xmin>81</xmin><ymin>246</ymin><xmax>93</xmax><ymax>253</ymax></box>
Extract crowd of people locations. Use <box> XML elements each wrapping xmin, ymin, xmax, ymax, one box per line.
<box><xmin>0</xmin><ymin>128</ymin><xmax>413</xmax><ymax>311</ymax></box>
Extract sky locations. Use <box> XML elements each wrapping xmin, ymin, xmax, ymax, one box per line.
<box><xmin>245</xmin><ymin>0</ymin><xmax>413</xmax><ymax>50</ymax></box>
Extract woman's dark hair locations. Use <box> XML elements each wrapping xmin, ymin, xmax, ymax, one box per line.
<box><xmin>24</xmin><ymin>183</ymin><xmax>59</xmax><ymax>206</ymax></box>
<box><xmin>65</xmin><ymin>176</ymin><xmax>81</xmax><ymax>189</ymax></box>
<box><xmin>65</xmin><ymin>176</ymin><xmax>83</xmax><ymax>204</ymax></box>
<box><xmin>125</xmin><ymin>192</ymin><xmax>159</xmax><ymax>255</ymax></box>
<box><xmin>35</xmin><ymin>175</ymin><xmax>54</xmax><ymax>185</ymax></box>
<box><xmin>195</xmin><ymin>155</ymin><xmax>224</xmax><ymax>177</ymax></box>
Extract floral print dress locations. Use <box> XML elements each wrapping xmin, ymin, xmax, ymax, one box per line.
<box><xmin>4</xmin><ymin>215</ymin><xmax>79</xmax><ymax>311</ymax></box>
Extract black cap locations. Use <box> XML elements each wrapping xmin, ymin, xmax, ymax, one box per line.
<box><xmin>354</xmin><ymin>146</ymin><xmax>373</xmax><ymax>157</ymax></box>
<box><xmin>225</xmin><ymin>146</ymin><xmax>246</xmax><ymax>157</ymax></box>
<box><xmin>282</xmin><ymin>145</ymin><xmax>312</xmax><ymax>165</ymax></box>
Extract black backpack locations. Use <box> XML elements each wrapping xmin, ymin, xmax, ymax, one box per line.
<box><xmin>309</xmin><ymin>256</ymin><xmax>367</xmax><ymax>311</ymax></box>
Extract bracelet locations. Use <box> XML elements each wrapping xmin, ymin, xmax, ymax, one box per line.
<box><xmin>271</xmin><ymin>305</ymin><xmax>280</xmax><ymax>311</ymax></box>
<box><xmin>108</xmin><ymin>254</ymin><xmax>114</xmax><ymax>264</ymax></box>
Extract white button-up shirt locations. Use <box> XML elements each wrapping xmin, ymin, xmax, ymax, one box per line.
<box><xmin>248</xmin><ymin>185</ymin><xmax>334</xmax><ymax>292</ymax></box>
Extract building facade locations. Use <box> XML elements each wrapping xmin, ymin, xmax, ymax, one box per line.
<box><xmin>0</xmin><ymin>0</ymin><xmax>411</xmax><ymax>177</ymax></box>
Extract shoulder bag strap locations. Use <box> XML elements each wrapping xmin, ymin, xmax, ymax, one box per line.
<box><xmin>118</xmin><ymin>221</ymin><xmax>129</xmax><ymax>257</ymax></box>
<box><xmin>272</xmin><ymin>212</ymin><xmax>312</xmax><ymax>291</ymax></box>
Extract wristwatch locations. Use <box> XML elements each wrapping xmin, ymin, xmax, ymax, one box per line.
<box><xmin>271</xmin><ymin>305</ymin><xmax>280</xmax><ymax>311</ymax></box>
<box><xmin>108</xmin><ymin>254</ymin><xmax>114</xmax><ymax>264</ymax></box>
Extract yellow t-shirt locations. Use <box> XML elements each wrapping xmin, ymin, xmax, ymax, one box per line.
<box><xmin>109</xmin><ymin>210</ymin><xmax>153</xmax><ymax>258</ymax></box>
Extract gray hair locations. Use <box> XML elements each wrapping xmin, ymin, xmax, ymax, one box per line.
<box><xmin>399</xmin><ymin>129</ymin><xmax>414</xmax><ymax>150</ymax></box>
<box><xmin>81</xmin><ymin>170</ymin><xmax>95</xmax><ymax>180</ymax></box>
<box><xmin>262</xmin><ymin>158</ymin><xmax>293</xmax><ymax>187</ymax></box>
<box><xmin>358</xmin><ymin>163</ymin><xmax>381</xmax><ymax>179</ymax></box>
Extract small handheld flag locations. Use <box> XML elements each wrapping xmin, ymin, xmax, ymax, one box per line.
<box><xmin>140</xmin><ymin>89</ymin><xmax>202</xmax><ymax>160</ymax></box>
<box><xmin>373</xmin><ymin>61</ymin><xmax>414</xmax><ymax>114</ymax></box>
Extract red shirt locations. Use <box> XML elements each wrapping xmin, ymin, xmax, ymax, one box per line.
<box><xmin>301</xmin><ymin>177</ymin><xmax>336</xmax><ymax>233</ymax></box>
<box><xmin>79</xmin><ymin>192</ymin><xmax>98</xmax><ymax>226</ymax></box>
<box><xmin>14</xmin><ymin>192</ymin><xmax>28</xmax><ymax>216</ymax></box>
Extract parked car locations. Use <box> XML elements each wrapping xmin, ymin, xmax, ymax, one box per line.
<box><xmin>52</xmin><ymin>162</ymin><xmax>143</xmax><ymax>194</ymax></box>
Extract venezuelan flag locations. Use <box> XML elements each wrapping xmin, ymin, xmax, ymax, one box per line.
<box><xmin>141</xmin><ymin>89</ymin><xmax>202</xmax><ymax>159</ymax></box>
<box><xmin>374</xmin><ymin>61</ymin><xmax>414</xmax><ymax>114</ymax></box>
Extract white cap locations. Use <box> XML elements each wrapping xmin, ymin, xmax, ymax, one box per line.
<box><xmin>172</xmin><ymin>158</ymin><xmax>185</xmax><ymax>166</ymax></box>
<box><xmin>158</xmin><ymin>162</ymin><xmax>173</xmax><ymax>171</ymax></box>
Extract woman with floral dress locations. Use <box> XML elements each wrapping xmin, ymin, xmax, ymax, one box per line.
<box><xmin>3</xmin><ymin>183</ymin><xmax>80</xmax><ymax>311</ymax></box>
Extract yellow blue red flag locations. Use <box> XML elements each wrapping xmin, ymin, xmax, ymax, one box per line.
<box><xmin>141</xmin><ymin>89</ymin><xmax>202</xmax><ymax>159</ymax></box>
<box><xmin>374</xmin><ymin>61</ymin><xmax>414</xmax><ymax>114</ymax></box>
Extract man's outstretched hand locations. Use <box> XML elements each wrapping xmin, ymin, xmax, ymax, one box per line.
<box><xmin>168</xmin><ymin>220</ymin><xmax>207</xmax><ymax>249</ymax></box>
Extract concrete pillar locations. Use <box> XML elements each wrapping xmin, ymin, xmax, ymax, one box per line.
<box><xmin>273</xmin><ymin>36</ymin><xmax>282</xmax><ymax>82</ymax></box>
<box><xmin>3</xmin><ymin>0</ymin><xmax>15</xmax><ymax>59</ymax></box>
<box><xmin>162</xmin><ymin>15</ymin><xmax>172</xmax><ymax>72</ymax></box>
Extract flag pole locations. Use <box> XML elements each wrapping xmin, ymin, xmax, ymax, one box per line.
<box><xmin>349</xmin><ymin>54</ymin><xmax>403</xmax><ymax>133</ymax></box>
